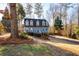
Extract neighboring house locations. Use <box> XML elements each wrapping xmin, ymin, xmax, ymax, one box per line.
<box><xmin>24</xmin><ymin>18</ymin><xmax>49</xmax><ymax>34</ymax></box>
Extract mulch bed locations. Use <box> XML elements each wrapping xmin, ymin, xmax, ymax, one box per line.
<box><xmin>0</xmin><ymin>37</ymin><xmax>34</xmax><ymax>45</ymax></box>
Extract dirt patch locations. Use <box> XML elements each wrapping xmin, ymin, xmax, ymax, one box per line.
<box><xmin>0</xmin><ymin>37</ymin><xmax>34</xmax><ymax>45</ymax></box>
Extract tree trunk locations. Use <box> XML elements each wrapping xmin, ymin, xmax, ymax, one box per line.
<box><xmin>64</xmin><ymin>7</ymin><xmax>68</xmax><ymax>36</ymax></box>
<box><xmin>10</xmin><ymin>3</ymin><xmax>18</xmax><ymax>38</ymax></box>
<box><xmin>78</xmin><ymin>5</ymin><xmax>79</xmax><ymax>27</ymax></box>
<box><xmin>69</xmin><ymin>19</ymin><xmax>72</xmax><ymax>37</ymax></box>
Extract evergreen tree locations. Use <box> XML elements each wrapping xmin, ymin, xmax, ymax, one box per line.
<box><xmin>54</xmin><ymin>16</ymin><xmax>63</xmax><ymax>31</ymax></box>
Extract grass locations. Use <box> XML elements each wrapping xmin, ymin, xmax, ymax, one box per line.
<box><xmin>0</xmin><ymin>44</ymin><xmax>52</xmax><ymax>56</ymax></box>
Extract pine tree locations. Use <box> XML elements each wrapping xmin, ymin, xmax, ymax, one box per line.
<box><xmin>4</xmin><ymin>7</ymin><xmax>11</xmax><ymax>20</ymax></box>
<box><xmin>54</xmin><ymin>16</ymin><xmax>63</xmax><ymax>34</ymax></box>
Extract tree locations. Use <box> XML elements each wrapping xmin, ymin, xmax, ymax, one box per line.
<box><xmin>60</xmin><ymin>3</ymin><xmax>73</xmax><ymax>36</ymax></box>
<box><xmin>17</xmin><ymin>3</ymin><xmax>25</xmax><ymax>19</ymax></box>
<box><xmin>25</xmin><ymin>3</ymin><xmax>32</xmax><ymax>18</ymax></box>
<box><xmin>2</xmin><ymin>7</ymin><xmax>11</xmax><ymax>32</ymax></box>
<box><xmin>10</xmin><ymin>3</ymin><xmax>18</xmax><ymax>38</ymax></box>
<box><xmin>69</xmin><ymin>12</ymin><xmax>74</xmax><ymax>37</ymax></box>
<box><xmin>49</xmin><ymin>4</ymin><xmax>61</xmax><ymax>33</ymax></box>
<box><xmin>1</xmin><ymin>17</ymin><xmax>11</xmax><ymax>32</ymax></box>
<box><xmin>34</xmin><ymin>3</ymin><xmax>43</xmax><ymax>18</ymax></box>
<box><xmin>3</xmin><ymin>7</ymin><xmax>11</xmax><ymax>20</ymax></box>
<box><xmin>78</xmin><ymin>4</ymin><xmax>79</xmax><ymax>27</ymax></box>
<box><xmin>54</xmin><ymin>16</ymin><xmax>63</xmax><ymax>35</ymax></box>
<box><xmin>16</xmin><ymin>3</ymin><xmax>25</xmax><ymax>32</ymax></box>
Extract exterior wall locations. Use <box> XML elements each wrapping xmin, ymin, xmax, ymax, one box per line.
<box><xmin>24</xmin><ymin>27</ymin><xmax>49</xmax><ymax>34</ymax></box>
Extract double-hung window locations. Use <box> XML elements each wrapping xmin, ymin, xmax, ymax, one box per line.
<box><xmin>26</xmin><ymin>20</ymin><xmax>29</xmax><ymax>26</ymax></box>
<box><xmin>42</xmin><ymin>21</ymin><xmax>45</xmax><ymax>26</ymax></box>
<box><xmin>30</xmin><ymin>20</ymin><xmax>33</xmax><ymax>26</ymax></box>
<box><xmin>36</xmin><ymin>20</ymin><xmax>39</xmax><ymax>26</ymax></box>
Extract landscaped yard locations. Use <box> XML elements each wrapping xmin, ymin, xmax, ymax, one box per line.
<box><xmin>0</xmin><ymin>44</ymin><xmax>52</xmax><ymax>56</ymax></box>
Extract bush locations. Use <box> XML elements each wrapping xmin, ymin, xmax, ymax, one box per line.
<box><xmin>19</xmin><ymin>32</ymin><xmax>33</xmax><ymax>41</ymax></box>
<box><xmin>73</xmin><ymin>27</ymin><xmax>79</xmax><ymax>39</ymax></box>
<box><xmin>19</xmin><ymin>32</ymin><xmax>28</xmax><ymax>39</ymax></box>
<box><xmin>48</xmin><ymin>32</ymin><xmax>54</xmax><ymax>35</ymax></box>
<box><xmin>75</xmin><ymin>27</ymin><xmax>79</xmax><ymax>35</ymax></box>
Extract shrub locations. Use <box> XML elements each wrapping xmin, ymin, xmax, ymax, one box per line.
<box><xmin>73</xmin><ymin>27</ymin><xmax>79</xmax><ymax>39</ymax></box>
<box><xmin>0</xmin><ymin>22</ymin><xmax>5</xmax><ymax>35</ymax></box>
<box><xmin>48</xmin><ymin>32</ymin><xmax>54</xmax><ymax>35</ymax></box>
<box><xmin>19</xmin><ymin>32</ymin><xmax>28</xmax><ymax>39</ymax></box>
<box><xmin>74</xmin><ymin>27</ymin><xmax>79</xmax><ymax>35</ymax></box>
<box><xmin>19</xmin><ymin>32</ymin><xmax>33</xmax><ymax>41</ymax></box>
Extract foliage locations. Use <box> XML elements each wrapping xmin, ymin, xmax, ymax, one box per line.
<box><xmin>0</xmin><ymin>22</ymin><xmax>5</xmax><ymax>34</ymax></box>
<box><xmin>1</xmin><ymin>17</ymin><xmax>11</xmax><ymax>32</ymax></box>
<box><xmin>54</xmin><ymin>16</ymin><xmax>63</xmax><ymax>30</ymax></box>
<box><xmin>3</xmin><ymin>7</ymin><xmax>11</xmax><ymax>20</ymax></box>
<box><xmin>17</xmin><ymin>3</ymin><xmax>25</xmax><ymax>19</ymax></box>
<box><xmin>34</xmin><ymin>3</ymin><xmax>43</xmax><ymax>18</ymax></box>
<box><xmin>74</xmin><ymin>27</ymin><xmax>79</xmax><ymax>35</ymax></box>
<box><xmin>19</xmin><ymin>32</ymin><xmax>28</xmax><ymax>39</ymax></box>
<box><xmin>19</xmin><ymin>32</ymin><xmax>34</xmax><ymax>41</ymax></box>
<box><xmin>16</xmin><ymin>3</ymin><xmax>25</xmax><ymax>20</ymax></box>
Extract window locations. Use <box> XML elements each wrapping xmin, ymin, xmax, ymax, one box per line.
<box><xmin>36</xmin><ymin>20</ymin><xmax>39</xmax><ymax>26</ymax></box>
<box><xmin>26</xmin><ymin>20</ymin><xmax>29</xmax><ymax>26</ymax></box>
<box><xmin>42</xmin><ymin>21</ymin><xmax>45</xmax><ymax>26</ymax></box>
<box><xmin>46</xmin><ymin>21</ymin><xmax>48</xmax><ymax>26</ymax></box>
<box><xmin>30</xmin><ymin>20</ymin><xmax>33</xmax><ymax>26</ymax></box>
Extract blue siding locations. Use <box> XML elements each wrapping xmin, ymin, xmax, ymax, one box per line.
<box><xmin>25</xmin><ymin>27</ymin><xmax>49</xmax><ymax>34</ymax></box>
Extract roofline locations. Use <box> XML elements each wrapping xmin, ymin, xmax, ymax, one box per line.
<box><xmin>24</xmin><ymin>18</ymin><xmax>49</xmax><ymax>26</ymax></box>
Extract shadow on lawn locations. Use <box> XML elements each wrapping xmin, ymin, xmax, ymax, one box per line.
<box><xmin>0</xmin><ymin>44</ymin><xmax>77</xmax><ymax>56</ymax></box>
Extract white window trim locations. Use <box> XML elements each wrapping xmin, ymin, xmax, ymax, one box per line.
<box><xmin>26</xmin><ymin>20</ymin><xmax>29</xmax><ymax>26</ymax></box>
<box><xmin>30</xmin><ymin>20</ymin><xmax>33</xmax><ymax>26</ymax></box>
<box><xmin>42</xmin><ymin>21</ymin><xmax>45</xmax><ymax>26</ymax></box>
<box><xmin>36</xmin><ymin>20</ymin><xmax>39</xmax><ymax>26</ymax></box>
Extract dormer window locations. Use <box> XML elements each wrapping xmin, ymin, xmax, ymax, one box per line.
<box><xmin>30</xmin><ymin>20</ymin><xmax>33</xmax><ymax>26</ymax></box>
<box><xmin>36</xmin><ymin>20</ymin><xmax>39</xmax><ymax>26</ymax></box>
<box><xmin>46</xmin><ymin>21</ymin><xmax>48</xmax><ymax>26</ymax></box>
<box><xmin>42</xmin><ymin>21</ymin><xmax>45</xmax><ymax>26</ymax></box>
<box><xmin>26</xmin><ymin>20</ymin><xmax>29</xmax><ymax>26</ymax></box>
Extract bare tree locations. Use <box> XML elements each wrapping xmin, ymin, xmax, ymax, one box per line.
<box><xmin>34</xmin><ymin>3</ymin><xmax>43</xmax><ymax>18</ymax></box>
<box><xmin>78</xmin><ymin>4</ymin><xmax>79</xmax><ymax>27</ymax></box>
<box><xmin>60</xmin><ymin>3</ymin><xmax>73</xmax><ymax>36</ymax></box>
<box><xmin>25</xmin><ymin>3</ymin><xmax>33</xmax><ymax>18</ymax></box>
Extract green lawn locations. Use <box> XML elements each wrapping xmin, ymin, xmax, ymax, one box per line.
<box><xmin>0</xmin><ymin>44</ymin><xmax>52</xmax><ymax>56</ymax></box>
